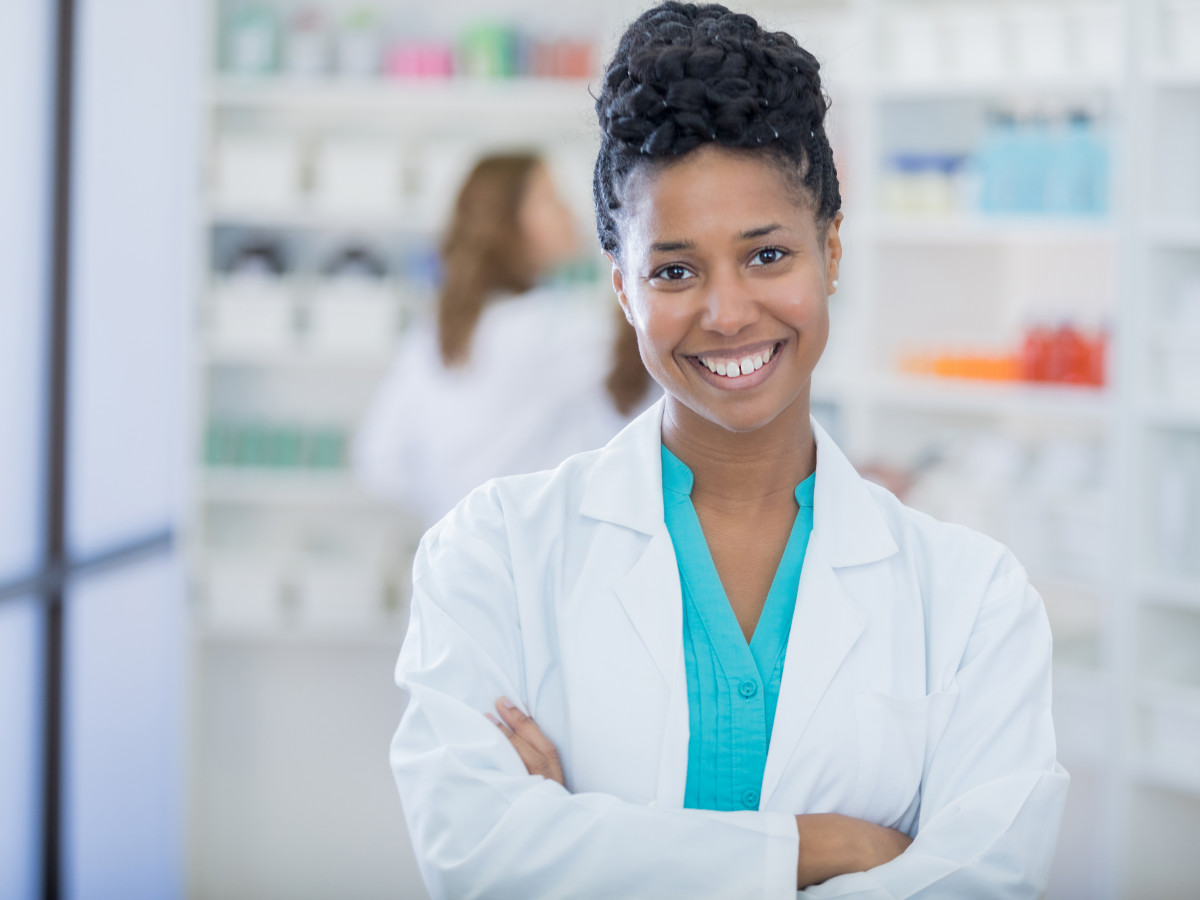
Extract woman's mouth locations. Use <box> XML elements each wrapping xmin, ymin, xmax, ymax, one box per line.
<box><xmin>687</xmin><ymin>341</ymin><xmax>784</xmax><ymax>389</ymax></box>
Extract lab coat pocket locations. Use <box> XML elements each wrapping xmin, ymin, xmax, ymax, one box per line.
<box><xmin>849</xmin><ymin>688</ymin><xmax>959</xmax><ymax>833</ymax></box>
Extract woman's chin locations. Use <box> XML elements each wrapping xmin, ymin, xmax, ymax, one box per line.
<box><xmin>669</xmin><ymin>389</ymin><xmax>809</xmax><ymax>437</ymax></box>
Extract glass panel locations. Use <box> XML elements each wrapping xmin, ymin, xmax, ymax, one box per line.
<box><xmin>0</xmin><ymin>598</ymin><xmax>43</xmax><ymax>900</ymax></box>
<box><xmin>0</xmin><ymin>0</ymin><xmax>52</xmax><ymax>582</ymax></box>
<box><xmin>63</xmin><ymin>555</ymin><xmax>185</xmax><ymax>900</ymax></box>
<box><xmin>66</xmin><ymin>0</ymin><xmax>198</xmax><ymax>556</ymax></box>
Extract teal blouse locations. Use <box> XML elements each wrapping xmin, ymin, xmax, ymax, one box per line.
<box><xmin>660</xmin><ymin>446</ymin><xmax>816</xmax><ymax>812</ymax></box>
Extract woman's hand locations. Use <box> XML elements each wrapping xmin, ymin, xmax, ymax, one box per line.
<box><xmin>487</xmin><ymin>697</ymin><xmax>566</xmax><ymax>788</ymax></box>
<box><xmin>794</xmin><ymin>813</ymin><xmax>913</xmax><ymax>889</ymax></box>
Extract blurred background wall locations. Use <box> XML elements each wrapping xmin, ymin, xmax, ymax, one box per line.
<box><xmin>3</xmin><ymin>0</ymin><xmax>1200</xmax><ymax>898</ymax></box>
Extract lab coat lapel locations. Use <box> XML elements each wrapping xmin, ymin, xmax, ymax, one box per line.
<box><xmin>581</xmin><ymin>399</ymin><xmax>691</xmax><ymax>805</ymax></box>
<box><xmin>581</xmin><ymin>400</ymin><xmax>680</xmax><ymax>684</ymax></box>
<box><xmin>612</xmin><ymin>528</ymin><xmax>691</xmax><ymax>807</ymax></box>
<box><xmin>612</xmin><ymin>528</ymin><xmax>684</xmax><ymax>686</ymax></box>
<box><xmin>760</xmin><ymin>535</ymin><xmax>864</xmax><ymax>804</ymax></box>
<box><xmin>760</xmin><ymin>419</ymin><xmax>898</xmax><ymax>805</ymax></box>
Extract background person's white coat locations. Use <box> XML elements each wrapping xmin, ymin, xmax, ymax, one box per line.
<box><xmin>391</xmin><ymin>399</ymin><xmax>1070</xmax><ymax>899</ymax></box>
<box><xmin>353</xmin><ymin>287</ymin><xmax>641</xmax><ymax>525</ymax></box>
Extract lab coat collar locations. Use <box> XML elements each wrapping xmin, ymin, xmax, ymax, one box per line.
<box><xmin>580</xmin><ymin>397</ymin><xmax>899</xmax><ymax>568</ymax></box>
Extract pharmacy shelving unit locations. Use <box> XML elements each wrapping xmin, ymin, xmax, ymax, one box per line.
<box><xmin>810</xmin><ymin>2</ymin><xmax>1133</xmax><ymax>898</ymax></box>
<box><xmin>1115</xmin><ymin>3</ymin><xmax>1200</xmax><ymax>895</ymax></box>
<box><xmin>184</xmin><ymin>3</ymin><xmax>644</xmax><ymax>898</ymax></box>
<box><xmin>184</xmin><ymin>1</ymin><xmax>1199</xmax><ymax>898</ymax></box>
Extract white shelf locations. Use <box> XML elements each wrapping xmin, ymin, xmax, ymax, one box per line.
<box><xmin>1142</xmin><ymin>400</ymin><xmax>1200</xmax><ymax>429</ymax></box>
<box><xmin>1145</xmin><ymin>220</ymin><xmax>1200</xmax><ymax>247</ymax></box>
<box><xmin>199</xmin><ymin>469</ymin><xmax>381</xmax><ymax>507</ymax></box>
<box><xmin>1134</xmin><ymin>760</ymin><xmax>1200</xmax><ymax>796</ymax></box>
<box><xmin>205</xmin><ymin>200</ymin><xmax>432</xmax><ymax>233</ymax></box>
<box><xmin>199</xmin><ymin>345</ymin><xmax>396</xmax><ymax>370</ymax></box>
<box><xmin>1135</xmin><ymin>679</ymin><xmax>1200</xmax><ymax>795</ymax></box>
<box><xmin>871</xmin><ymin>72</ymin><xmax>1120</xmax><ymax>100</ymax></box>
<box><xmin>860</xmin><ymin>373</ymin><xmax>1112</xmax><ymax>420</ymax></box>
<box><xmin>195</xmin><ymin>619</ymin><xmax>406</xmax><ymax>646</ymax></box>
<box><xmin>206</xmin><ymin>76</ymin><xmax>596</xmax><ymax>119</ymax></box>
<box><xmin>1031</xmin><ymin>570</ymin><xmax>1111</xmax><ymax>597</ymax></box>
<box><xmin>1055</xmin><ymin>661</ymin><xmax>1112</xmax><ymax>695</ymax></box>
<box><xmin>1138</xmin><ymin>574</ymin><xmax>1200</xmax><ymax>611</ymax></box>
<box><xmin>1052</xmin><ymin>663</ymin><xmax>1113</xmax><ymax>768</ymax></box>
<box><xmin>1147</xmin><ymin>67</ymin><xmax>1200</xmax><ymax>89</ymax></box>
<box><xmin>868</xmin><ymin>216</ymin><xmax>1117</xmax><ymax>245</ymax></box>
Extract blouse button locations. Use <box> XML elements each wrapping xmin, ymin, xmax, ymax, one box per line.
<box><xmin>738</xmin><ymin>680</ymin><xmax>758</xmax><ymax>699</ymax></box>
<box><xmin>741</xmin><ymin>789</ymin><xmax>760</xmax><ymax>808</ymax></box>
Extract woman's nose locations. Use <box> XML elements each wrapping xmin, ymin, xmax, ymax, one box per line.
<box><xmin>698</xmin><ymin>269</ymin><xmax>760</xmax><ymax>335</ymax></box>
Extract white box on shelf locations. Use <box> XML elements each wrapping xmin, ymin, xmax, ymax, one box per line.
<box><xmin>294</xmin><ymin>557</ymin><xmax>385</xmax><ymax>629</ymax></box>
<box><xmin>1073</xmin><ymin>3</ymin><xmax>1121</xmax><ymax>76</ymax></box>
<box><xmin>204</xmin><ymin>553</ymin><xmax>285</xmax><ymax>630</ymax></box>
<box><xmin>942</xmin><ymin>4</ymin><xmax>1007</xmax><ymax>79</ymax></box>
<box><xmin>210</xmin><ymin>276</ymin><xmax>296</xmax><ymax>352</ymax></box>
<box><xmin>311</xmin><ymin>137</ymin><xmax>403</xmax><ymax>214</ymax></box>
<box><xmin>1010</xmin><ymin>4</ymin><xmax>1070</xmax><ymax>76</ymax></box>
<box><xmin>1142</xmin><ymin>684</ymin><xmax>1200</xmax><ymax>779</ymax></box>
<box><xmin>305</xmin><ymin>280</ymin><xmax>399</xmax><ymax>354</ymax></box>
<box><xmin>1163</xmin><ymin>0</ymin><xmax>1200</xmax><ymax>72</ymax></box>
<box><xmin>882</xmin><ymin>8</ymin><xmax>943</xmax><ymax>79</ymax></box>
<box><xmin>1162</xmin><ymin>335</ymin><xmax>1200</xmax><ymax>398</ymax></box>
<box><xmin>1052</xmin><ymin>671</ymin><xmax>1109</xmax><ymax>766</ymax></box>
<box><xmin>213</xmin><ymin>133</ymin><xmax>304</xmax><ymax>210</ymax></box>
<box><xmin>1051</xmin><ymin>490</ymin><xmax>1112</xmax><ymax>578</ymax></box>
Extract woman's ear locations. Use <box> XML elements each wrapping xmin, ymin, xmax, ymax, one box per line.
<box><xmin>606</xmin><ymin>252</ymin><xmax>635</xmax><ymax>325</ymax></box>
<box><xmin>825</xmin><ymin>211</ymin><xmax>844</xmax><ymax>294</ymax></box>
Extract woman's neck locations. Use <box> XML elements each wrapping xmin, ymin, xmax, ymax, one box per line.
<box><xmin>661</xmin><ymin>396</ymin><xmax>816</xmax><ymax>514</ymax></box>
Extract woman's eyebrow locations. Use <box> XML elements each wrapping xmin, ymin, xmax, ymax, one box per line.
<box><xmin>650</xmin><ymin>224</ymin><xmax>784</xmax><ymax>253</ymax></box>
<box><xmin>740</xmin><ymin>224</ymin><xmax>783</xmax><ymax>239</ymax></box>
<box><xmin>649</xmin><ymin>239</ymin><xmax>695</xmax><ymax>253</ymax></box>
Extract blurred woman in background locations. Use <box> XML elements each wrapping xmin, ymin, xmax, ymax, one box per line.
<box><xmin>354</xmin><ymin>152</ymin><xmax>653</xmax><ymax>525</ymax></box>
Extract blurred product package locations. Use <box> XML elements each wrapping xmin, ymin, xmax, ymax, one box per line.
<box><xmin>306</xmin><ymin>247</ymin><xmax>400</xmax><ymax>355</ymax></box>
<box><xmin>210</xmin><ymin>241</ymin><xmax>295</xmax><ymax>352</ymax></box>
<box><xmin>310</xmin><ymin>136</ymin><xmax>404</xmax><ymax>213</ymax></box>
<box><xmin>219</xmin><ymin>2</ymin><xmax>595</xmax><ymax>80</ymax></box>
<box><xmin>879</xmin><ymin>0</ymin><xmax>1121</xmax><ymax>81</ymax></box>
<box><xmin>880</xmin><ymin>108</ymin><xmax>1108</xmax><ymax>218</ymax></box>
<box><xmin>214</xmin><ymin>132</ymin><xmax>304</xmax><ymax>210</ymax></box>
<box><xmin>1159</xmin><ymin>276</ymin><xmax>1200</xmax><ymax>399</ymax></box>
<box><xmin>898</xmin><ymin>320</ymin><xmax>1108</xmax><ymax>387</ymax></box>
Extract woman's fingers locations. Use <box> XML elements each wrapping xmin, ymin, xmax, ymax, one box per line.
<box><xmin>490</xmin><ymin>697</ymin><xmax>566</xmax><ymax>787</ymax></box>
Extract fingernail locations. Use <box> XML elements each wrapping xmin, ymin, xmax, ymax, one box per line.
<box><xmin>498</xmin><ymin>696</ymin><xmax>515</xmax><ymax>710</ymax></box>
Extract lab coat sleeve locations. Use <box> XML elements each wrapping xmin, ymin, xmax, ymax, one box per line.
<box><xmin>391</xmin><ymin>491</ymin><xmax>800</xmax><ymax>900</ymax></box>
<box><xmin>798</xmin><ymin>560</ymin><xmax>1070</xmax><ymax>900</ymax></box>
<box><xmin>352</xmin><ymin>347</ymin><xmax>421</xmax><ymax>507</ymax></box>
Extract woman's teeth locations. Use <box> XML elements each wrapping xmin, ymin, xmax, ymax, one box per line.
<box><xmin>699</xmin><ymin>345</ymin><xmax>774</xmax><ymax>378</ymax></box>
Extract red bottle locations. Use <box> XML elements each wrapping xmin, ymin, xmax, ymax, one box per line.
<box><xmin>1021</xmin><ymin>323</ymin><xmax>1052</xmax><ymax>382</ymax></box>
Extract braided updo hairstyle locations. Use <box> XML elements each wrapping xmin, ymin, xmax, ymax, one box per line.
<box><xmin>593</xmin><ymin>2</ymin><xmax>841</xmax><ymax>258</ymax></box>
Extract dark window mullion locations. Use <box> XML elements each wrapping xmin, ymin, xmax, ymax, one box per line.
<box><xmin>42</xmin><ymin>0</ymin><xmax>76</xmax><ymax>896</ymax></box>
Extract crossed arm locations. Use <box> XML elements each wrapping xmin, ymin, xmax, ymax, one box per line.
<box><xmin>487</xmin><ymin>696</ymin><xmax>914</xmax><ymax>890</ymax></box>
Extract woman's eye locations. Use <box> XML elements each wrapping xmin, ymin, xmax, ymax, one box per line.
<box><xmin>750</xmin><ymin>247</ymin><xmax>786</xmax><ymax>266</ymax></box>
<box><xmin>654</xmin><ymin>264</ymin><xmax>693</xmax><ymax>281</ymax></box>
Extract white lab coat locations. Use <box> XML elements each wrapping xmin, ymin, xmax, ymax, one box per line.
<box><xmin>353</xmin><ymin>286</ymin><xmax>647</xmax><ymax>525</ymax></box>
<box><xmin>390</xmin><ymin>398</ymin><xmax>1069</xmax><ymax>899</ymax></box>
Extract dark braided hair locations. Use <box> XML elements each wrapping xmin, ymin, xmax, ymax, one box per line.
<box><xmin>593</xmin><ymin>2</ymin><xmax>841</xmax><ymax>257</ymax></box>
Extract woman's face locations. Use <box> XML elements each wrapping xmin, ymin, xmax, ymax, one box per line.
<box><xmin>518</xmin><ymin>164</ymin><xmax>580</xmax><ymax>276</ymax></box>
<box><xmin>609</xmin><ymin>145</ymin><xmax>842</xmax><ymax>435</ymax></box>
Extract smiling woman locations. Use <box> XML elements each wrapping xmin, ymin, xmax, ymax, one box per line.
<box><xmin>389</xmin><ymin>4</ymin><xmax>1068</xmax><ymax>898</ymax></box>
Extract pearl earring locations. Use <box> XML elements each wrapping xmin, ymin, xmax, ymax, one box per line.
<box><xmin>832</xmin><ymin>279</ymin><xmax>839</xmax><ymax>290</ymax></box>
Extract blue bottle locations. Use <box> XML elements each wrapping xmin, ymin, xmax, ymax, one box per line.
<box><xmin>978</xmin><ymin>111</ymin><xmax>1019</xmax><ymax>215</ymax></box>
